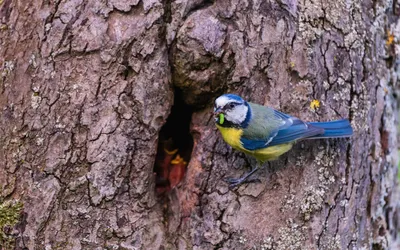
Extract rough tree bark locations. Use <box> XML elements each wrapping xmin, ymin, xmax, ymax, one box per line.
<box><xmin>0</xmin><ymin>0</ymin><xmax>399</xmax><ymax>249</ymax></box>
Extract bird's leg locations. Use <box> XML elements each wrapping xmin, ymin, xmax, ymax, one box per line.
<box><xmin>225</xmin><ymin>162</ymin><xmax>261</xmax><ymax>187</ymax></box>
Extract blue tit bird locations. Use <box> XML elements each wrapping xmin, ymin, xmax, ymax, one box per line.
<box><xmin>213</xmin><ymin>94</ymin><xmax>353</xmax><ymax>187</ymax></box>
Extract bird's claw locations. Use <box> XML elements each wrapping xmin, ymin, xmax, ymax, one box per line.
<box><xmin>224</xmin><ymin>177</ymin><xmax>260</xmax><ymax>188</ymax></box>
<box><xmin>224</xmin><ymin>177</ymin><xmax>243</xmax><ymax>187</ymax></box>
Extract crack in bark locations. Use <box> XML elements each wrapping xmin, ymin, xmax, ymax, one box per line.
<box><xmin>55</xmin><ymin>1</ymin><xmax>88</xmax><ymax>52</ymax></box>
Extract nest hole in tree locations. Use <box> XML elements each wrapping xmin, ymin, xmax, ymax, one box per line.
<box><xmin>153</xmin><ymin>89</ymin><xmax>194</xmax><ymax>194</ymax></box>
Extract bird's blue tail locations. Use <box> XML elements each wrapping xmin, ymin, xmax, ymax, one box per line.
<box><xmin>307</xmin><ymin>119</ymin><xmax>353</xmax><ymax>138</ymax></box>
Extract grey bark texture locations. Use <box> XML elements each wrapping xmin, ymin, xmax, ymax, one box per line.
<box><xmin>0</xmin><ymin>0</ymin><xmax>399</xmax><ymax>249</ymax></box>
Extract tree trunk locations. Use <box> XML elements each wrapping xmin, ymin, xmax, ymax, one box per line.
<box><xmin>0</xmin><ymin>0</ymin><xmax>399</xmax><ymax>249</ymax></box>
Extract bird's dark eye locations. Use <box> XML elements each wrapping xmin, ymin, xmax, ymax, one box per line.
<box><xmin>229</xmin><ymin>103</ymin><xmax>235</xmax><ymax>109</ymax></box>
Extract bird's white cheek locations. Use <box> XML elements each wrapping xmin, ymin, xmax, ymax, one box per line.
<box><xmin>224</xmin><ymin>111</ymin><xmax>232</xmax><ymax>122</ymax></box>
<box><xmin>225</xmin><ymin>111</ymin><xmax>238</xmax><ymax>124</ymax></box>
<box><xmin>226</xmin><ymin>106</ymin><xmax>247</xmax><ymax>124</ymax></box>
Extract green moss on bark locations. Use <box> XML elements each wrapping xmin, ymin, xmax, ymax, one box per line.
<box><xmin>0</xmin><ymin>200</ymin><xmax>23</xmax><ymax>249</ymax></box>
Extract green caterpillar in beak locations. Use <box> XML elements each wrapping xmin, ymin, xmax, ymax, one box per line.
<box><xmin>219</xmin><ymin>113</ymin><xmax>225</xmax><ymax>124</ymax></box>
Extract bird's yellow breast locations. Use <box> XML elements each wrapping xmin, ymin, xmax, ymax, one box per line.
<box><xmin>216</xmin><ymin>124</ymin><xmax>293</xmax><ymax>162</ymax></box>
<box><xmin>216</xmin><ymin>125</ymin><xmax>244</xmax><ymax>150</ymax></box>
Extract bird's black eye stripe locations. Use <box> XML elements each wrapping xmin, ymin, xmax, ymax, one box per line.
<box><xmin>225</xmin><ymin>102</ymin><xmax>240</xmax><ymax>109</ymax></box>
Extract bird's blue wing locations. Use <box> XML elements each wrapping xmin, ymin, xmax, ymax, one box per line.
<box><xmin>267</xmin><ymin>119</ymin><xmax>324</xmax><ymax>146</ymax></box>
<box><xmin>240</xmin><ymin>137</ymin><xmax>274</xmax><ymax>151</ymax></box>
<box><xmin>240</xmin><ymin>107</ymin><xmax>324</xmax><ymax>150</ymax></box>
<box><xmin>240</xmin><ymin>108</ymin><xmax>289</xmax><ymax>150</ymax></box>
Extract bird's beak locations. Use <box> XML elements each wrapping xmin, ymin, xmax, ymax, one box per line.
<box><xmin>213</xmin><ymin>108</ymin><xmax>224</xmax><ymax>124</ymax></box>
<box><xmin>213</xmin><ymin>107</ymin><xmax>222</xmax><ymax>116</ymax></box>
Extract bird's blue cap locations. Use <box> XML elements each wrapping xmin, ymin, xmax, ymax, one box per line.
<box><xmin>220</xmin><ymin>94</ymin><xmax>245</xmax><ymax>103</ymax></box>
